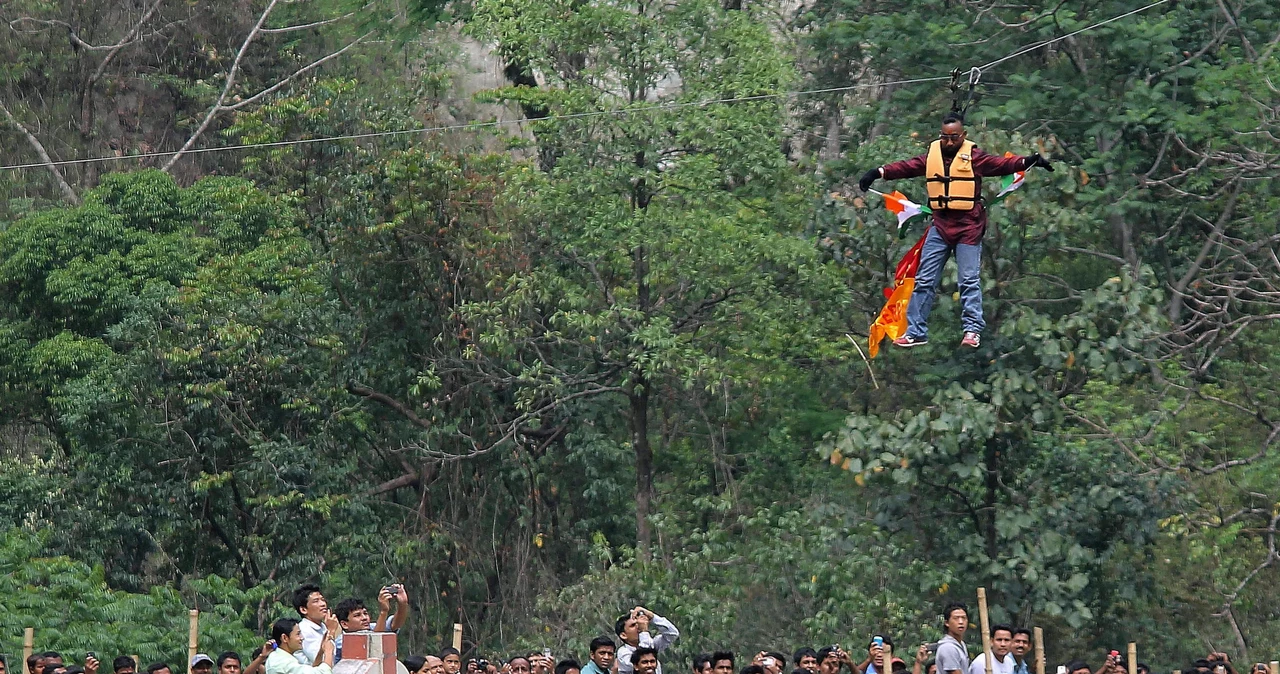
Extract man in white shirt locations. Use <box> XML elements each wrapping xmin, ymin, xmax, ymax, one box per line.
<box><xmin>291</xmin><ymin>584</ymin><xmax>331</xmax><ymax>666</ymax></box>
<box><xmin>266</xmin><ymin>617</ymin><xmax>339</xmax><ymax>674</ymax></box>
<box><xmin>614</xmin><ymin>607</ymin><xmax>679</xmax><ymax>674</ymax></box>
<box><xmin>967</xmin><ymin>625</ymin><xmax>1015</xmax><ymax>674</ymax></box>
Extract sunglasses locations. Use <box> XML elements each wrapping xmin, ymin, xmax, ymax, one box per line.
<box><xmin>939</xmin><ymin>133</ymin><xmax>964</xmax><ymax>141</ymax></box>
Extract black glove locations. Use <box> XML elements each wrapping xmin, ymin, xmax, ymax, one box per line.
<box><xmin>1025</xmin><ymin>153</ymin><xmax>1055</xmax><ymax>172</ymax></box>
<box><xmin>859</xmin><ymin>168</ymin><xmax>881</xmax><ymax>192</ymax></box>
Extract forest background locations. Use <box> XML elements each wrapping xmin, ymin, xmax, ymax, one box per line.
<box><xmin>0</xmin><ymin>0</ymin><xmax>1277</xmax><ymax>669</ymax></box>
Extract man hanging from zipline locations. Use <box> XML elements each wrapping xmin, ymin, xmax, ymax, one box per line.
<box><xmin>859</xmin><ymin>112</ymin><xmax>1053</xmax><ymax>349</ymax></box>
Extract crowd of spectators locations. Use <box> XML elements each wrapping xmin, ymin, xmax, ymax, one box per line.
<box><xmin>12</xmin><ymin>590</ymin><xmax>1266</xmax><ymax>674</ymax></box>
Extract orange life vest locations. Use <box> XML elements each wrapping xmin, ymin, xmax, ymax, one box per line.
<box><xmin>925</xmin><ymin>139</ymin><xmax>978</xmax><ymax>211</ymax></box>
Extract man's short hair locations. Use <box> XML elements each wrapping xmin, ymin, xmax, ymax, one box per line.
<box><xmin>767</xmin><ymin>655</ymin><xmax>787</xmax><ymax>669</ymax></box>
<box><xmin>42</xmin><ymin>656</ymin><xmax>62</xmax><ymax>662</ymax></box>
<box><xmin>292</xmin><ymin>584</ymin><xmax>322</xmax><ymax>616</ymax></box>
<box><xmin>713</xmin><ymin>654</ymin><xmax>736</xmax><ymax>669</ymax></box>
<box><xmin>404</xmin><ymin>657</ymin><xmax>427</xmax><ymax>674</ymax></box>
<box><xmin>112</xmin><ymin>658</ymin><xmax>135</xmax><ymax>673</ymax></box>
<box><xmin>216</xmin><ymin>654</ymin><xmax>241</xmax><ymax>670</ymax></box>
<box><xmin>942</xmin><ymin>112</ymin><xmax>965</xmax><ymax>126</ymax></box>
<box><xmin>816</xmin><ymin>649</ymin><xmax>838</xmax><ymax>666</ymax></box>
<box><xmin>271</xmin><ymin>618</ymin><xmax>300</xmax><ymax>645</ymax></box>
<box><xmin>990</xmin><ymin>624</ymin><xmax>1013</xmax><ymax>638</ymax></box>
<box><xmin>942</xmin><ymin>602</ymin><xmax>968</xmax><ymax>623</ymax></box>
<box><xmin>693</xmin><ymin>655</ymin><xmax>712</xmax><ymax>672</ymax></box>
<box><xmin>334</xmin><ymin>597</ymin><xmax>366</xmax><ymax>623</ymax></box>
<box><xmin>440</xmin><ymin>650</ymin><xmax>460</xmax><ymax>660</ymax></box>
<box><xmin>793</xmin><ymin>650</ymin><xmax>816</xmax><ymax>666</ymax></box>
<box><xmin>590</xmin><ymin>638</ymin><xmax>616</xmax><ymax>654</ymax></box>
<box><xmin>1012</xmin><ymin>629</ymin><xmax>1032</xmax><ymax>639</ymax></box>
<box><xmin>28</xmin><ymin>655</ymin><xmax>44</xmax><ymax>673</ymax></box>
<box><xmin>1136</xmin><ymin>664</ymin><xmax>1149</xmax><ymax>674</ymax></box>
<box><xmin>1063</xmin><ymin>661</ymin><xmax>1090</xmax><ymax>674</ymax></box>
<box><xmin>631</xmin><ymin>649</ymin><xmax>658</xmax><ymax>667</ymax></box>
<box><xmin>555</xmin><ymin>661</ymin><xmax>581</xmax><ymax>674</ymax></box>
<box><xmin>740</xmin><ymin>667</ymin><xmax>765</xmax><ymax>674</ymax></box>
<box><xmin>614</xmin><ymin>614</ymin><xmax>631</xmax><ymax>637</ymax></box>
<box><xmin>509</xmin><ymin>658</ymin><xmax>531</xmax><ymax>667</ymax></box>
<box><xmin>65</xmin><ymin>667</ymin><xmax>84</xmax><ymax>674</ymax></box>
<box><xmin>144</xmin><ymin>664</ymin><xmax>170</xmax><ymax>674</ymax></box>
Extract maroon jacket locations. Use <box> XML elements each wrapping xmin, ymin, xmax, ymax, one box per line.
<box><xmin>880</xmin><ymin>146</ymin><xmax>1031</xmax><ymax>246</ymax></box>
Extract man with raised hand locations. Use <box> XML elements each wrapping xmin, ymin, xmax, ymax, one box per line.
<box><xmin>615</xmin><ymin>607</ymin><xmax>679</xmax><ymax>674</ymax></box>
<box><xmin>860</xmin><ymin>114</ymin><xmax>1054</xmax><ymax>349</ymax></box>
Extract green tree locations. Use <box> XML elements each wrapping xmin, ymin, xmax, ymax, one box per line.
<box><xmin>464</xmin><ymin>0</ymin><xmax>849</xmax><ymax>558</ymax></box>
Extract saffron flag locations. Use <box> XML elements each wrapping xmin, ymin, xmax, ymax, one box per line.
<box><xmin>994</xmin><ymin>151</ymin><xmax>1026</xmax><ymax>200</ymax></box>
<box><xmin>868</xmin><ymin>227</ymin><xmax>931</xmax><ymax>358</ymax></box>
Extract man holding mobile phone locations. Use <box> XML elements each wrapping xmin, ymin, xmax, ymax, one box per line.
<box><xmin>375</xmin><ymin>584</ymin><xmax>411</xmax><ymax>634</ymax></box>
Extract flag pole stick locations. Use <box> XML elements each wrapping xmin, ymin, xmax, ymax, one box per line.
<box><xmin>1127</xmin><ymin>644</ymin><xmax>1136</xmax><ymax>674</ymax></box>
<box><xmin>1033</xmin><ymin>627</ymin><xmax>1044</xmax><ymax>674</ymax></box>
<box><xmin>23</xmin><ymin>628</ymin><xmax>34</xmax><ymax>670</ymax></box>
<box><xmin>453</xmin><ymin>623</ymin><xmax>463</xmax><ymax>651</ymax></box>
<box><xmin>188</xmin><ymin>609</ymin><xmax>200</xmax><ymax>674</ymax></box>
<box><xmin>977</xmin><ymin>588</ymin><xmax>993</xmax><ymax>674</ymax></box>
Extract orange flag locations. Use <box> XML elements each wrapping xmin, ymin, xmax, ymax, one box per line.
<box><xmin>868</xmin><ymin>227</ymin><xmax>930</xmax><ymax>357</ymax></box>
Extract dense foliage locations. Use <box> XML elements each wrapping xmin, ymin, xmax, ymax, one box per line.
<box><xmin>1</xmin><ymin>0</ymin><xmax>1277</xmax><ymax>670</ymax></box>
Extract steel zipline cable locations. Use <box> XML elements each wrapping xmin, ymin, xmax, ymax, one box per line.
<box><xmin>0</xmin><ymin>0</ymin><xmax>1174</xmax><ymax>173</ymax></box>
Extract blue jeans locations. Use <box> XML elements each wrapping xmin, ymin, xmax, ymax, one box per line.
<box><xmin>905</xmin><ymin>227</ymin><xmax>985</xmax><ymax>339</ymax></box>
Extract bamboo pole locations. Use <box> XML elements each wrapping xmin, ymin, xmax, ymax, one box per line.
<box><xmin>132</xmin><ymin>657</ymin><xmax>140</xmax><ymax>671</ymax></box>
<box><xmin>977</xmin><ymin>588</ymin><xmax>993</xmax><ymax>674</ymax></box>
<box><xmin>23</xmin><ymin>628</ymin><xmax>35</xmax><ymax>673</ymax></box>
<box><xmin>1269</xmin><ymin>663</ymin><xmax>1278</xmax><ymax>674</ymax></box>
<box><xmin>1033</xmin><ymin>628</ymin><xmax>1045</xmax><ymax>674</ymax></box>
<box><xmin>1127</xmin><ymin>644</ymin><xmax>1136</xmax><ymax>674</ymax></box>
<box><xmin>452</xmin><ymin>624</ymin><xmax>463</xmax><ymax>651</ymax></box>
<box><xmin>188</xmin><ymin>609</ymin><xmax>200</xmax><ymax>674</ymax></box>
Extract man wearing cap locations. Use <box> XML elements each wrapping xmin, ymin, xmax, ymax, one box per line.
<box><xmin>192</xmin><ymin>656</ymin><xmax>215</xmax><ymax>674</ymax></box>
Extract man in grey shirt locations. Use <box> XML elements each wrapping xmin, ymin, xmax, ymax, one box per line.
<box><xmin>933</xmin><ymin>603</ymin><xmax>970</xmax><ymax>674</ymax></box>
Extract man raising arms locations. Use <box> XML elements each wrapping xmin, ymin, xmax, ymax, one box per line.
<box><xmin>615</xmin><ymin>607</ymin><xmax>679</xmax><ymax>674</ymax></box>
<box><xmin>860</xmin><ymin>114</ymin><xmax>1054</xmax><ymax>349</ymax></box>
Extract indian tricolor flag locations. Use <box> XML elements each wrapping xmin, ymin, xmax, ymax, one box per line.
<box><xmin>868</xmin><ymin>227</ymin><xmax>930</xmax><ymax>358</ymax></box>
<box><xmin>880</xmin><ymin>190</ymin><xmax>929</xmax><ymax>231</ymax></box>
<box><xmin>995</xmin><ymin>151</ymin><xmax>1026</xmax><ymax>200</ymax></box>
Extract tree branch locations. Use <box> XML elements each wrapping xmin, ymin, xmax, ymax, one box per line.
<box><xmin>0</xmin><ymin>100</ymin><xmax>80</xmax><ymax>204</ymax></box>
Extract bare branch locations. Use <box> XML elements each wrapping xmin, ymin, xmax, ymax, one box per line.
<box><xmin>259</xmin><ymin>13</ymin><xmax>356</xmax><ymax>34</ymax></box>
<box><xmin>161</xmin><ymin>0</ymin><xmax>283</xmax><ymax>172</ymax></box>
<box><xmin>0</xmin><ymin>100</ymin><xmax>80</xmax><ymax>204</ymax></box>
<box><xmin>222</xmin><ymin>32</ymin><xmax>372</xmax><ymax>112</ymax></box>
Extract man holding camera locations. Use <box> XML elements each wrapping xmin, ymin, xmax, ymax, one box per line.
<box><xmin>615</xmin><ymin>607</ymin><xmax>679</xmax><ymax>674</ymax></box>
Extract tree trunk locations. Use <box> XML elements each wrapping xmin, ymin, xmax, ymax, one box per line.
<box><xmin>630</xmin><ymin>378</ymin><xmax>653</xmax><ymax>560</ymax></box>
